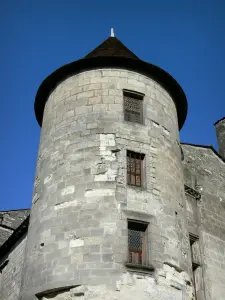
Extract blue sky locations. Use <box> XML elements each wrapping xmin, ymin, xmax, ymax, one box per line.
<box><xmin>1</xmin><ymin>0</ymin><xmax>225</xmax><ymax>210</ymax></box>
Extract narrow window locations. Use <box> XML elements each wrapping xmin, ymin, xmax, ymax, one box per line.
<box><xmin>123</xmin><ymin>90</ymin><xmax>143</xmax><ymax>124</ymax></box>
<box><xmin>189</xmin><ymin>234</ymin><xmax>201</xmax><ymax>267</ymax></box>
<box><xmin>189</xmin><ymin>234</ymin><xmax>202</xmax><ymax>299</ymax></box>
<box><xmin>127</xmin><ymin>151</ymin><xmax>145</xmax><ymax>186</ymax></box>
<box><xmin>128</xmin><ymin>220</ymin><xmax>148</xmax><ymax>265</ymax></box>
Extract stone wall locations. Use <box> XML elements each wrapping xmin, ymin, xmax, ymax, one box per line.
<box><xmin>0</xmin><ymin>234</ymin><xmax>27</xmax><ymax>300</ymax></box>
<box><xmin>183</xmin><ymin>144</ymin><xmax>225</xmax><ymax>300</ymax></box>
<box><xmin>0</xmin><ymin>209</ymin><xmax>29</xmax><ymax>246</ymax></box>
<box><xmin>20</xmin><ymin>69</ymin><xmax>194</xmax><ymax>299</ymax></box>
<box><xmin>215</xmin><ymin>118</ymin><xmax>225</xmax><ymax>159</ymax></box>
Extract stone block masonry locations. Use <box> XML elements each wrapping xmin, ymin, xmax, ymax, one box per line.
<box><xmin>0</xmin><ymin>235</ymin><xmax>27</xmax><ymax>300</ymax></box>
<box><xmin>20</xmin><ymin>69</ymin><xmax>194</xmax><ymax>300</ymax></box>
<box><xmin>0</xmin><ymin>209</ymin><xmax>29</xmax><ymax>246</ymax></box>
<box><xmin>1</xmin><ymin>34</ymin><xmax>224</xmax><ymax>300</ymax></box>
<box><xmin>215</xmin><ymin>117</ymin><xmax>225</xmax><ymax>159</ymax></box>
<box><xmin>183</xmin><ymin>144</ymin><xmax>225</xmax><ymax>300</ymax></box>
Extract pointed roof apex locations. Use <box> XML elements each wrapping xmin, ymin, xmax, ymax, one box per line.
<box><xmin>84</xmin><ymin>36</ymin><xmax>139</xmax><ymax>60</ymax></box>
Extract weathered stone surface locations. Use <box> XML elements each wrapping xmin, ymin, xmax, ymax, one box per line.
<box><xmin>0</xmin><ymin>209</ymin><xmax>29</xmax><ymax>246</ymax></box>
<box><xmin>37</xmin><ymin>270</ymin><xmax>194</xmax><ymax>300</ymax></box>
<box><xmin>18</xmin><ymin>69</ymin><xmax>192</xmax><ymax>300</ymax></box>
<box><xmin>1</xmin><ymin>67</ymin><xmax>224</xmax><ymax>300</ymax></box>
<box><xmin>0</xmin><ymin>235</ymin><xmax>27</xmax><ymax>300</ymax></box>
<box><xmin>215</xmin><ymin>117</ymin><xmax>225</xmax><ymax>159</ymax></box>
<box><xmin>182</xmin><ymin>144</ymin><xmax>225</xmax><ymax>300</ymax></box>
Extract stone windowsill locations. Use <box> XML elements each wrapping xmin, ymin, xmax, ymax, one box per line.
<box><xmin>125</xmin><ymin>262</ymin><xmax>155</xmax><ymax>273</ymax></box>
<box><xmin>127</xmin><ymin>184</ymin><xmax>147</xmax><ymax>192</ymax></box>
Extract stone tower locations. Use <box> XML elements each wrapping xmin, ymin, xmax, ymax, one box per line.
<box><xmin>215</xmin><ymin>117</ymin><xmax>225</xmax><ymax>159</ymax></box>
<box><xmin>20</xmin><ymin>36</ymin><xmax>195</xmax><ymax>300</ymax></box>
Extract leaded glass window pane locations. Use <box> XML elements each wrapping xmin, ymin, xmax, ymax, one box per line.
<box><xmin>128</xmin><ymin>229</ymin><xmax>142</xmax><ymax>250</ymax></box>
<box><xmin>128</xmin><ymin>221</ymin><xmax>148</xmax><ymax>265</ymax></box>
<box><xmin>123</xmin><ymin>91</ymin><xmax>143</xmax><ymax>124</ymax></box>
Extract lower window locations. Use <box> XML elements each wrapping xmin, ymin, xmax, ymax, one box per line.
<box><xmin>128</xmin><ymin>220</ymin><xmax>148</xmax><ymax>265</ymax></box>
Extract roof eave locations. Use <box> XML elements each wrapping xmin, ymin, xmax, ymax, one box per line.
<box><xmin>34</xmin><ymin>56</ymin><xmax>187</xmax><ymax>129</ymax></box>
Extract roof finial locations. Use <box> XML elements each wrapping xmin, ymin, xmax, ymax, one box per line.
<box><xmin>110</xmin><ymin>28</ymin><xmax>115</xmax><ymax>37</ymax></box>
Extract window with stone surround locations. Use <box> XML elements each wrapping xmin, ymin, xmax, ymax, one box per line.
<box><xmin>123</xmin><ymin>90</ymin><xmax>144</xmax><ymax>124</ymax></box>
<box><xmin>189</xmin><ymin>234</ymin><xmax>202</xmax><ymax>299</ymax></box>
<box><xmin>127</xmin><ymin>220</ymin><xmax>148</xmax><ymax>266</ymax></box>
<box><xmin>127</xmin><ymin>150</ymin><xmax>145</xmax><ymax>186</ymax></box>
<box><xmin>189</xmin><ymin>234</ymin><xmax>201</xmax><ymax>268</ymax></box>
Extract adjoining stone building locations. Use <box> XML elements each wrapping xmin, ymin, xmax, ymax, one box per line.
<box><xmin>0</xmin><ymin>35</ymin><xmax>225</xmax><ymax>300</ymax></box>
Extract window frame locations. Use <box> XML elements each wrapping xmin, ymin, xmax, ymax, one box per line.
<box><xmin>189</xmin><ymin>233</ymin><xmax>202</xmax><ymax>299</ymax></box>
<box><xmin>189</xmin><ymin>233</ymin><xmax>201</xmax><ymax>267</ymax></box>
<box><xmin>127</xmin><ymin>219</ymin><xmax>149</xmax><ymax>267</ymax></box>
<box><xmin>123</xmin><ymin>89</ymin><xmax>144</xmax><ymax>124</ymax></box>
<box><xmin>127</xmin><ymin>150</ymin><xmax>145</xmax><ymax>187</ymax></box>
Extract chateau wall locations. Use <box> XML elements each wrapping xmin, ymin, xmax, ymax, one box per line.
<box><xmin>0</xmin><ymin>234</ymin><xmax>27</xmax><ymax>300</ymax></box>
<box><xmin>183</xmin><ymin>145</ymin><xmax>225</xmax><ymax>300</ymax></box>
<box><xmin>215</xmin><ymin>118</ymin><xmax>225</xmax><ymax>159</ymax></box>
<box><xmin>0</xmin><ymin>210</ymin><xmax>29</xmax><ymax>246</ymax></box>
<box><xmin>20</xmin><ymin>69</ymin><xmax>194</xmax><ymax>300</ymax></box>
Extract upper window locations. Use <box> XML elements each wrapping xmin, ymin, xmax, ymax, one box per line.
<box><xmin>127</xmin><ymin>150</ymin><xmax>145</xmax><ymax>187</ymax></box>
<box><xmin>123</xmin><ymin>90</ymin><xmax>144</xmax><ymax>124</ymax></box>
<box><xmin>128</xmin><ymin>220</ymin><xmax>148</xmax><ymax>266</ymax></box>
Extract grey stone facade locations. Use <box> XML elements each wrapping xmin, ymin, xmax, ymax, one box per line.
<box><xmin>0</xmin><ymin>37</ymin><xmax>224</xmax><ymax>300</ymax></box>
<box><xmin>215</xmin><ymin>117</ymin><xmax>225</xmax><ymax>159</ymax></box>
<box><xmin>0</xmin><ymin>234</ymin><xmax>27</xmax><ymax>300</ymax></box>
<box><xmin>19</xmin><ymin>69</ymin><xmax>193</xmax><ymax>299</ymax></box>
<box><xmin>182</xmin><ymin>144</ymin><xmax>225</xmax><ymax>300</ymax></box>
<box><xmin>0</xmin><ymin>209</ymin><xmax>29</xmax><ymax>246</ymax></box>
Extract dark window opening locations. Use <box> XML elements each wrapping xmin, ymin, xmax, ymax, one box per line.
<box><xmin>189</xmin><ymin>233</ymin><xmax>199</xmax><ymax>246</ymax></box>
<box><xmin>128</xmin><ymin>220</ymin><xmax>148</xmax><ymax>266</ymax></box>
<box><xmin>189</xmin><ymin>234</ymin><xmax>201</xmax><ymax>266</ymax></box>
<box><xmin>189</xmin><ymin>234</ymin><xmax>201</xmax><ymax>299</ymax></box>
<box><xmin>123</xmin><ymin>90</ymin><xmax>144</xmax><ymax>124</ymax></box>
<box><xmin>127</xmin><ymin>151</ymin><xmax>145</xmax><ymax>187</ymax></box>
<box><xmin>192</xmin><ymin>262</ymin><xmax>200</xmax><ymax>272</ymax></box>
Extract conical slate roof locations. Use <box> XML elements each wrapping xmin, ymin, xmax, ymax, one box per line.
<box><xmin>84</xmin><ymin>37</ymin><xmax>139</xmax><ymax>60</ymax></box>
<box><xmin>34</xmin><ymin>35</ymin><xmax>187</xmax><ymax>129</ymax></box>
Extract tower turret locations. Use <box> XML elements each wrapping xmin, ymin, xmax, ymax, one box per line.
<box><xmin>20</xmin><ymin>36</ymin><xmax>194</xmax><ymax>300</ymax></box>
<box><xmin>215</xmin><ymin>117</ymin><xmax>225</xmax><ymax>159</ymax></box>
